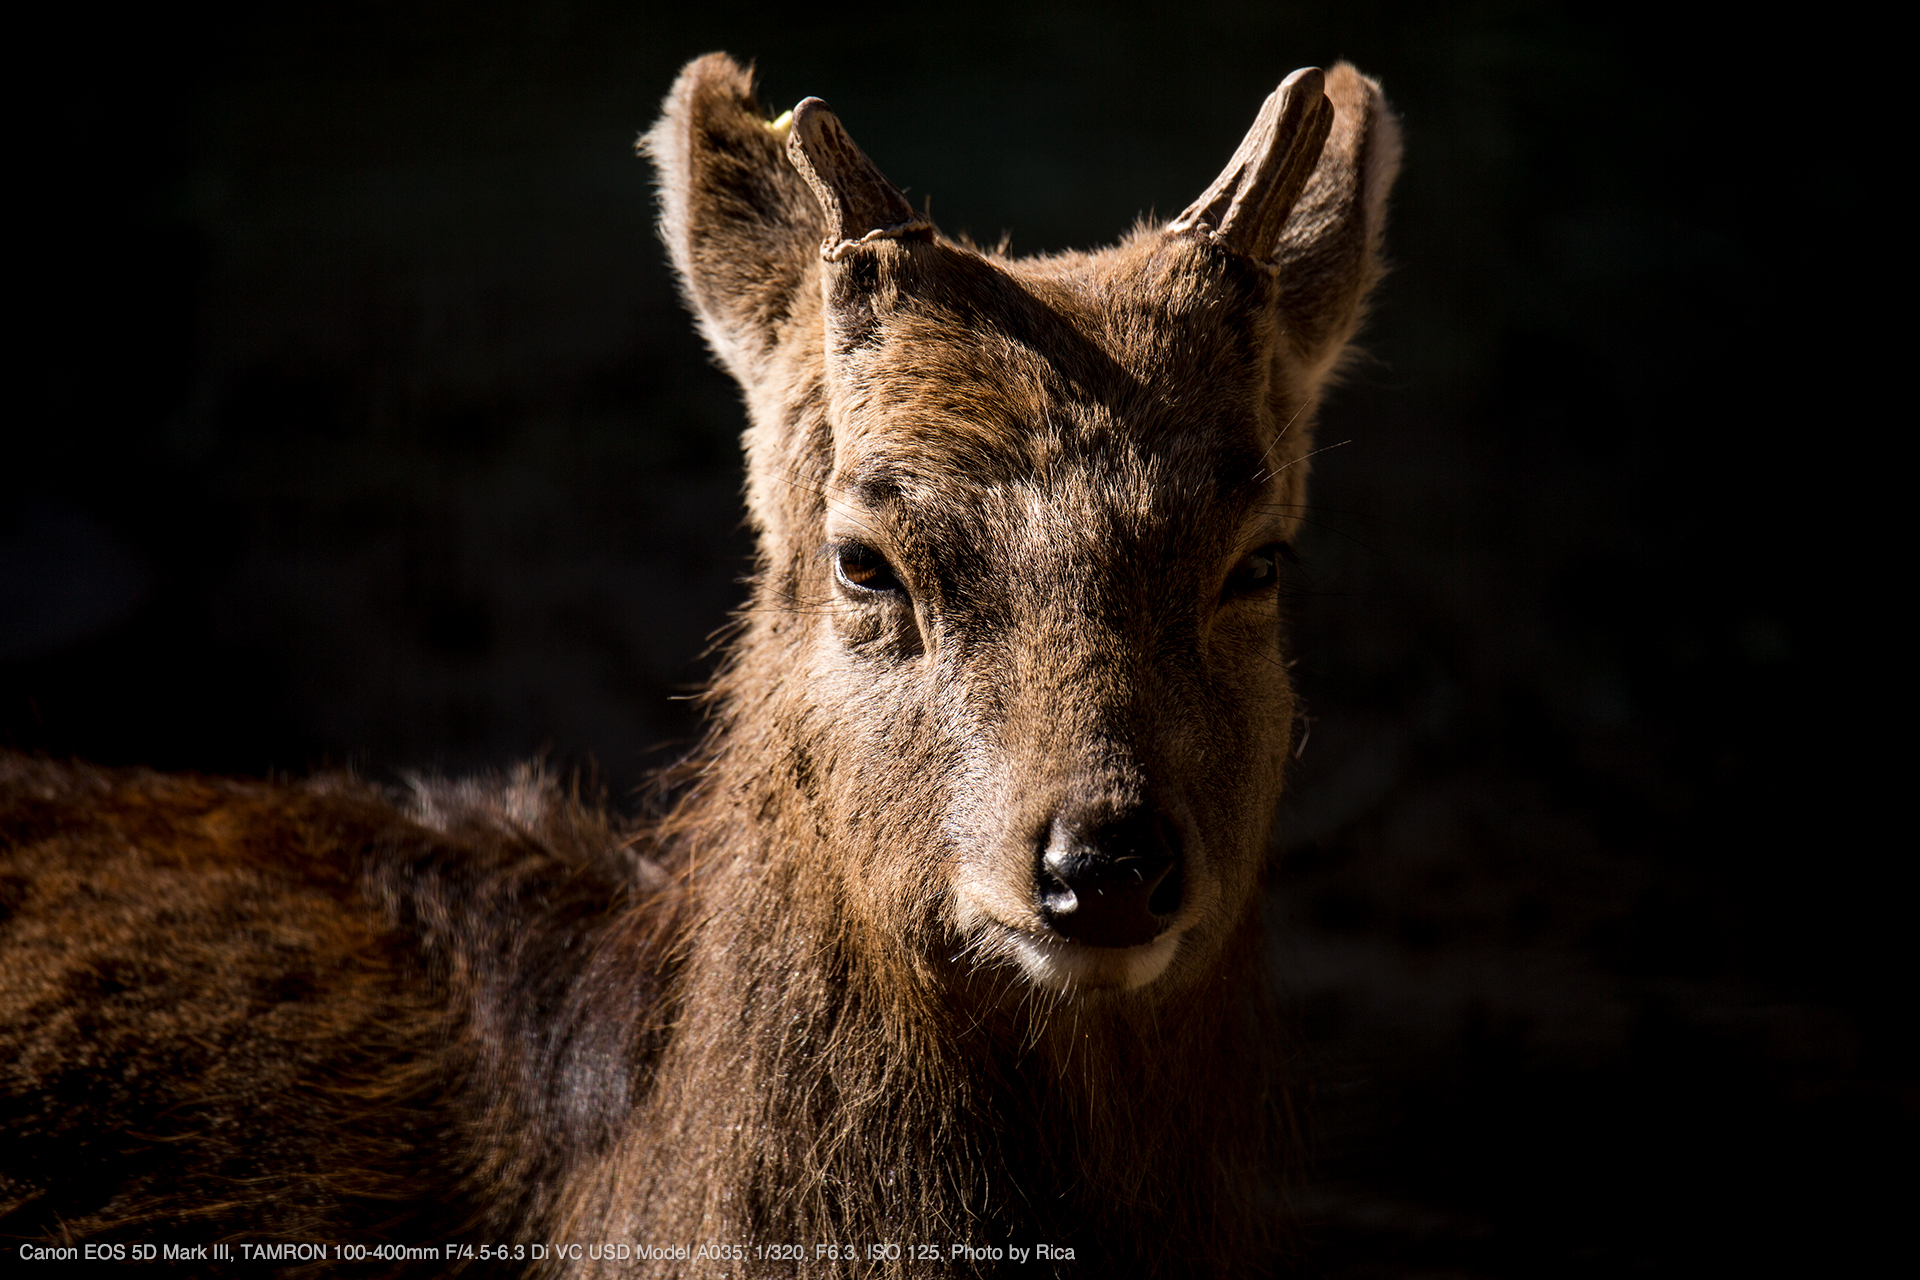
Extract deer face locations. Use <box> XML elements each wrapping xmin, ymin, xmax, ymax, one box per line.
<box><xmin>644</xmin><ymin>57</ymin><xmax>1398</xmax><ymax>999</ymax></box>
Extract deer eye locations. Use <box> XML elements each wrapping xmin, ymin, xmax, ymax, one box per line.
<box><xmin>1223</xmin><ymin>542</ymin><xmax>1288</xmax><ymax>600</ymax></box>
<box><xmin>833</xmin><ymin>541</ymin><xmax>905</xmax><ymax>596</ymax></box>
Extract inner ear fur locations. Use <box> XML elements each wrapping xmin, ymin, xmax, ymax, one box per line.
<box><xmin>641</xmin><ymin>53</ymin><xmax>821</xmax><ymax>387</ymax></box>
<box><xmin>1271</xmin><ymin>62</ymin><xmax>1403</xmax><ymax>392</ymax></box>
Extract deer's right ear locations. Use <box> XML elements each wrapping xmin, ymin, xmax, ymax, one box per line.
<box><xmin>641</xmin><ymin>54</ymin><xmax>822</xmax><ymax>388</ymax></box>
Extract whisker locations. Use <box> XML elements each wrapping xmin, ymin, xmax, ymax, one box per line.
<box><xmin>1251</xmin><ymin>399</ymin><xmax>1311</xmax><ymax>476</ymax></box>
<box><xmin>1255</xmin><ymin>437</ymin><xmax>1351</xmax><ymax>485</ymax></box>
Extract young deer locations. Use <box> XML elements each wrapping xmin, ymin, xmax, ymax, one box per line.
<box><xmin>1</xmin><ymin>54</ymin><xmax>1397</xmax><ymax>1276</ymax></box>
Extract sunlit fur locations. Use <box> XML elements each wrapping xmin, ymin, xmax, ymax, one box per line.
<box><xmin>1</xmin><ymin>53</ymin><xmax>1397</xmax><ymax>1277</ymax></box>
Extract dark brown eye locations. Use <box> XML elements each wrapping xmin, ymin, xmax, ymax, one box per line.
<box><xmin>1223</xmin><ymin>542</ymin><xmax>1288</xmax><ymax>600</ymax></box>
<box><xmin>833</xmin><ymin>542</ymin><xmax>905</xmax><ymax>596</ymax></box>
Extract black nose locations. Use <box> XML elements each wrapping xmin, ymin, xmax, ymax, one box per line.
<box><xmin>1035</xmin><ymin>808</ymin><xmax>1183</xmax><ymax>948</ymax></box>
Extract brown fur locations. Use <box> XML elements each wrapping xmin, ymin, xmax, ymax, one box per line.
<box><xmin>1</xmin><ymin>54</ymin><xmax>1398</xmax><ymax>1276</ymax></box>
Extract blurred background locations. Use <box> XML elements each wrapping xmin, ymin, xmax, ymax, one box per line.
<box><xmin>5</xmin><ymin>2</ymin><xmax>1898</xmax><ymax>1274</ymax></box>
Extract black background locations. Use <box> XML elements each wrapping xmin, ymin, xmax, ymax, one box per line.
<box><xmin>5</xmin><ymin>3</ymin><xmax>1900</xmax><ymax>1274</ymax></box>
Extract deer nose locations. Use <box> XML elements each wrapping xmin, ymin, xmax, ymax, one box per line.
<box><xmin>1035</xmin><ymin>808</ymin><xmax>1183</xmax><ymax>948</ymax></box>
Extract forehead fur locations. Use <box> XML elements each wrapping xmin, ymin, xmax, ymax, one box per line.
<box><xmin>824</xmin><ymin>230</ymin><xmax>1285</xmax><ymax>493</ymax></box>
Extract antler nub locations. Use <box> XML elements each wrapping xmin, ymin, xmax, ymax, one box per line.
<box><xmin>786</xmin><ymin>97</ymin><xmax>933</xmax><ymax>261</ymax></box>
<box><xmin>1169</xmin><ymin>67</ymin><xmax>1334</xmax><ymax>263</ymax></box>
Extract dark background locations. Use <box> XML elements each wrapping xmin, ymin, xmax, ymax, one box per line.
<box><xmin>5</xmin><ymin>2</ymin><xmax>1900</xmax><ymax>1274</ymax></box>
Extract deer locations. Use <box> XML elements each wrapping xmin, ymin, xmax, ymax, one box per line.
<box><xmin>1</xmin><ymin>53</ymin><xmax>1398</xmax><ymax>1276</ymax></box>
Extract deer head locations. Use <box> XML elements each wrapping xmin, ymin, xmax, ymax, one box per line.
<box><xmin>642</xmin><ymin>54</ymin><xmax>1398</xmax><ymax>1001</ymax></box>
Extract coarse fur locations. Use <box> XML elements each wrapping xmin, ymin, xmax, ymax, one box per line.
<box><xmin>1</xmin><ymin>54</ymin><xmax>1398</xmax><ymax>1276</ymax></box>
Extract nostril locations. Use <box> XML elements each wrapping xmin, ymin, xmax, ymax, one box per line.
<box><xmin>1146</xmin><ymin>861</ymin><xmax>1182</xmax><ymax>918</ymax></box>
<box><xmin>1036</xmin><ymin>859</ymin><xmax>1078</xmax><ymax>917</ymax></box>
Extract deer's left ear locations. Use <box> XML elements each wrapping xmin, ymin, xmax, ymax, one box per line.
<box><xmin>1271</xmin><ymin>62</ymin><xmax>1401</xmax><ymax>392</ymax></box>
<box><xmin>1171</xmin><ymin>63</ymin><xmax>1401</xmax><ymax>396</ymax></box>
<box><xmin>641</xmin><ymin>54</ymin><xmax>822</xmax><ymax>388</ymax></box>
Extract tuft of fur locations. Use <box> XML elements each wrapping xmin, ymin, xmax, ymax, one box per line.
<box><xmin>3</xmin><ymin>53</ymin><xmax>1397</xmax><ymax>1277</ymax></box>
